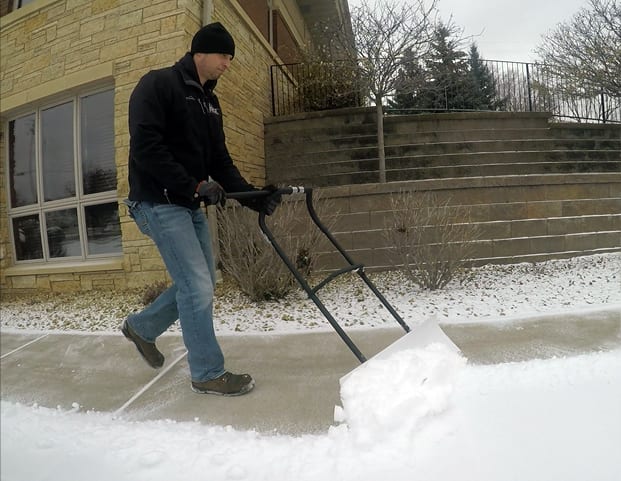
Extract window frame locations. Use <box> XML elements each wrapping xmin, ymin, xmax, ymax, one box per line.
<box><xmin>5</xmin><ymin>86</ymin><xmax>121</xmax><ymax>265</ymax></box>
<box><xmin>13</xmin><ymin>0</ymin><xmax>37</xmax><ymax>9</ymax></box>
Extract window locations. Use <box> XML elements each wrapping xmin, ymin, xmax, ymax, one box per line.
<box><xmin>13</xmin><ymin>0</ymin><xmax>37</xmax><ymax>9</ymax></box>
<box><xmin>238</xmin><ymin>0</ymin><xmax>270</xmax><ymax>41</ymax></box>
<box><xmin>7</xmin><ymin>88</ymin><xmax>122</xmax><ymax>264</ymax></box>
<box><xmin>238</xmin><ymin>1</ymin><xmax>302</xmax><ymax>63</ymax></box>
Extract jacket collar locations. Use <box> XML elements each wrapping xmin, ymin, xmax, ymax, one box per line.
<box><xmin>175</xmin><ymin>52</ymin><xmax>217</xmax><ymax>92</ymax></box>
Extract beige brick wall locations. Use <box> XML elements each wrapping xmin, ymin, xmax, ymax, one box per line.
<box><xmin>0</xmin><ymin>0</ymin><xmax>281</xmax><ymax>293</ymax></box>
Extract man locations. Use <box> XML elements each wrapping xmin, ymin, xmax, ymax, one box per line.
<box><xmin>122</xmin><ymin>22</ymin><xmax>280</xmax><ymax>396</ymax></box>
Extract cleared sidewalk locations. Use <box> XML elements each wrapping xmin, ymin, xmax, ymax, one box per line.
<box><xmin>1</xmin><ymin>305</ymin><xmax>620</xmax><ymax>435</ymax></box>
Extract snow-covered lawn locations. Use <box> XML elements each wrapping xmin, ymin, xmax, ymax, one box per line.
<box><xmin>1</xmin><ymin>253</ymin><xmax>619</xmax><ymax>333</ymax></box>
<box><xmin>2</xmin><ymin>253</ymin><xmax>620</xmax><ymax>481</ymax></box>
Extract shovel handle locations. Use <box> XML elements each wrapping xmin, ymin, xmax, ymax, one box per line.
<box><xmin>221</xmin><ymin>183</ymin><xmax>411</xmax><ymax>363</ymax></box>
<box><xmin>226</xmin><ymin>186</ymin><xmax>307</xmax><ymax>200</ymax></box>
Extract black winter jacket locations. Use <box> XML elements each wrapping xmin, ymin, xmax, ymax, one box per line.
<box><xmin>127</xmin><ymin>52</ymin><xmax>253</xmax><ymax>208</ymax></box>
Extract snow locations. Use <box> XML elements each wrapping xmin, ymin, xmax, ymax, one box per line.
<box><xmin>336</xmin><ymin>343</ymin><xmax>467</xmax><ymax>446</ymax></box>
<box><xmin>2</xmin><ymin>350</ymin><xmax>620</xmax><ymax>481</ymax></box>
<box><xmin>1</xmin><ymin>252</ymin><xmax>620</xmax><ymax>333</ymax></box>
<box><xmin>2</xmin><ymin>253</ymin><xmax>621</xmax><ymax>480</ymax></box>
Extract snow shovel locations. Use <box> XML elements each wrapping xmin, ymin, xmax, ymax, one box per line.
<box><xmin>227</xmin><ymin>186</ymin><xmax>460</xmax><ymax>365</ymax></box>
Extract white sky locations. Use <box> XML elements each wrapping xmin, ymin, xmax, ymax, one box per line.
<box><xmin>348</xmin><ymin>0</ymin><xmax>589</xmax><ymax>63</ymax></box>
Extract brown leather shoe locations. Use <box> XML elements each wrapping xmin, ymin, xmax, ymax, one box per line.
<box><xmin>121</xmin><ymin>320</ymin><xmax>164</xmax><ymax>368</ymax></box>
<box><xmin>191</xmin><ymin>371</ymin><xmax>255</xmax><ymax>396</ymax></box>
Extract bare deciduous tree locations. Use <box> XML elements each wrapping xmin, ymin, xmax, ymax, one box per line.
<box><xmin>350</xmin><ymin>0</ymin><xmax>438</xmax><ymax>182</ymax></box>
<box><xmin>535</xmin><ymin>0</ymin><xmax>621</xmax><ymax>97</ymax></box>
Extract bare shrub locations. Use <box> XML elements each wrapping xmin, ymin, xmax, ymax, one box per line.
<box><xmin>217</xmin><ymin>193</ymin><xmax>336</xmax><ymax>301</ymax></box>
<box><xmin>141</xmin><ymin>280</ymin><xmax>169</xmax><ymax>305</ymax></box>
<box><xmin>385</xmin><ymin>190</ymin><xmax>481</xmax><ymax>290</ymax></box>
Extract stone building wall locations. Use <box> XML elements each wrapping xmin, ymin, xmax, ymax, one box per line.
<box><xmin>0</xmin><ymin>0</ymin><xmax>280</xmax><ymax>293</ymax></box>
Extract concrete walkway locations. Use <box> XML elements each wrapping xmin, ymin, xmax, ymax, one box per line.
<box><xmin>1</xmin><ymin>306</ymin><xmax>619</xmax><ymax>435</ymax></box>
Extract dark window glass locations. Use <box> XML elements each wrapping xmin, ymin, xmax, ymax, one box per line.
<box><xmin>81</xmin><ymin>90</ymin><xmax>116</xmax><ymax>194</ymax></box>
<box><xmin>8</xmin><ymin>89</ymin><xmax>120</xmax><ymax>265</ymax></box>
<box><xmin>8</xmin><ymin>114</ymin><xmax>37</xmax><ymax>208</ymax></box>
<box><xmin>45</xmin><ymin>209</ymin><xmax>81</xmax><ymax>258</ymax></box>
<box><xmin>42</xmin><ymin>102</ymin><xmax>75</xmax><ymax>201</ymax></box>
<box><xmin>12</xmin><ymin>215</ymin><xmax>43</xmax><ymax>261</ymax></box>
<box><xmin>85</xmin><ymin>202</ymin><xmax>122</xmax><ymax>255</ymax></box>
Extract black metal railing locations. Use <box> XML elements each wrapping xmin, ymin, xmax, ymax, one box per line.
<box><xmin>270</xmin><ymin>59</ymin><xmax>620</xmax><ymax>123</ymax></box>
<box><xmin>270</xmin><ymin>61</ymin><xmax>364</xmax><ymax>117</ymax></box>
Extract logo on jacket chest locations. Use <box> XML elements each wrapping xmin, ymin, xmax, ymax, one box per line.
<box><xmin>186</xmin><ymin>96</ymin><xmax>220</xmax><ymax>116</ymax></box>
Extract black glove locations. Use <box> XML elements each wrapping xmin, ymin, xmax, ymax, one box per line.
<box><xmin>259</xmin><ymin>184</ymin><xmax>282</xmax><ymax>216</ymax></box>
<box><xmin>196</xmin><ymin>180</ymin><xmax>226</xmax><ymax>207</ymax></box>
<box><xmin>241</xmin><ymin>185</ymin><xmax>282</xmax><ymax>215</ymax></box>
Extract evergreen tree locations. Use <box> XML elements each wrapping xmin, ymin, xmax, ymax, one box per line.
<box><xmin>388</xmin><ymin>48</ymin><xmax>426</xmax><ymax>110</ymax></box>
<box><xmin>390</xmin><ymin>29</ymin><xmax>508</xmax><ymax>112</ymax></box>
<box><xmin>425</xmin><ymin>23</ymin><xmax>470</xmax><ymax>110</ymax></box>
<box><xmin>466</xmin><ymin>44</ymin><xmax>505</xmax><ymax>110</ymax></box>
<box><xmin>390</xmin><ymin>23</ymin><xmax>472</xmax><ymax>111</ymax></box>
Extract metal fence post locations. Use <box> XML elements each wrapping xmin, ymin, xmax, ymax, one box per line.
<box><xmin>526</xmin><ymin>63</ymin><xmax>533</xmax><ymax>112</ymax></box>
<box><xmin>270</xmin><ymin>65</ymin><xmax>276</xmax><ymax>116</ymax></box>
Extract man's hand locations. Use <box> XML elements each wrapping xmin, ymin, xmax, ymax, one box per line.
<box><xmin>196</xmin><ymin>180</ymin><xmax>226</xmax><ymax>207</ymax></box>
<box><xmin>260</xmin><ymin>185</ymin><xmax>282</xmax><ymax>215</ymax></box>
<box><xmin>238</xmin><ymin>185</ymin><xmax>282</xmax><ymax>215</ymax></box>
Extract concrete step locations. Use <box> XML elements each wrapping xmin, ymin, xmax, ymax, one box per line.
<box><xmin>266</xmin><ymin>128</ymin><xmax>613</xmax><ymax>156</ymax></box>
<box><xmin>384</xmin><ymin>161</ymin><xmax>620</xmax><ymax>181</ymax></box>
<box><xmin>324</xmin><ymin>225</ymin><xmax>621</xmax><ymax>269</ymax></box>
<box><xmin>265</xmin><ymin>112</ymin><xmax>619</xmax><ymax>189</ymax></box>
<box><xmin>270</xmin><ymin>158</ymin><xmax>620</xmax><ymax>186</ymax></box>
<box><xmin>265</xmin><ymin>113</ymin><xmax>376</xmax><ymax>137</ymax></box>
<box><xmin>328</xmin><ymin>213</ymin><xmax>620</xmax><ymax>247</ymax></box>
<box><xmin>551</xmin><ymin>124</ymin><xmax>621</xmax><ymax>140</ymax></box>
<box><xmin>385</xmin><ymin>139</ymin><xmax>621</xmax><ymax>156</ymax></box>
<box><xmin>316</xmin><ymin>231</ymin><xmax>621</xmax><ymax>271</ymax></box>
<box><xmin>384</xmin><ymin>112</ymin><xmax>551</xmax><ymax>133</ymax></box>
<box><xmin>278</xmin><ymin>121</ymin><xmax>620</xmax><ymax>148</ymax></box>
<box><xmin>269</xmin><ymin>141</ymin><xmax>620</xmax><ymax>166</ymax></box>
<box><xmin>295</xmin><ymin>195</ymin><xmax>621</xmax><ymax>256</ymax></box>
<box><xmin>383</xmin><ymin>128</ymin><xmax>554</xmax><ymax>145</ymax></box>
<box><xmin>476</xmin><ymin>199</ymin><xmax>621</xmax><ymax>223</ymax></box>
<box><xmin>266</xmin><ymin>113</ymin><xmax>555</xmax><ymax>152</ymax></box>
<box><xmin>266</xmin><ymin>128</ymin><xmax>561</xmax><ymax>154</ymax></box>
<box><xmin>267</xmin><ymin>133</ymin><xmax>379</xmax><ymax>156</ymax></box>
<box><xmin>329</xmin><ymin>202</ymin><xmax>621</xmax><ymax>232</ymax></box>
<box><xmin>477</xmin><ymin>214</ymin><xmax>621</xmax><ymax>239</ymax></box>
<box><xmin>267</xmin><ymin>173</ymin><xmax>621</xmax><ymax>269</ymax></box>
<box><xmin>293</xmin><ymin>195</ymin><xmax>582</xmax><ymax>239</ymax></box>
<box><xmin>266</xmin><ymin>124</ymin><xmax>377</xmax><ymax>146</ymax></box>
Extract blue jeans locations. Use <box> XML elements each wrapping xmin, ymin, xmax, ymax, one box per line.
<box><xmin>124</xmin><ymin>200</ymin><xmax>225</xmax><ymax>382</ymax></box>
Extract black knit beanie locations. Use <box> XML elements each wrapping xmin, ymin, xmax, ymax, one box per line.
<box><xmin>190</xmin><ymin>22</ymin><xmax>235</xmax><ymax>58</ymax></box>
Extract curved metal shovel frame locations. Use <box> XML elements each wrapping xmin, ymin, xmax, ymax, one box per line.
<box><xmin>227</xmin><ymin>186</ymin><xmax>459</xmax><ymax>364</ymax></box>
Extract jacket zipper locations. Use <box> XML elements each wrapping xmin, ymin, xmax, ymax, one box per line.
<box><xmin>164</xmin><ymin>188</ymin><xmax>171</xmax><ymax>204</ymax></box>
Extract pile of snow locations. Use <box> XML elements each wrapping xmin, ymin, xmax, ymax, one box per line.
<box><xmin>2</xmin><ymin>348</ymin><xmax>620</xmax><ymax>481</ymax></box>
<box><xmin>335</xmin><ymin>343</ymin><xmax>467</xmax><ymax>446</ymax></box>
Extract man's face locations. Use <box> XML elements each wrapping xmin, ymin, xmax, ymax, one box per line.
<box><xmin>194</xmin><ymin>53</ymin><xmax>233</xmax><ymax>82</ymax></box>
